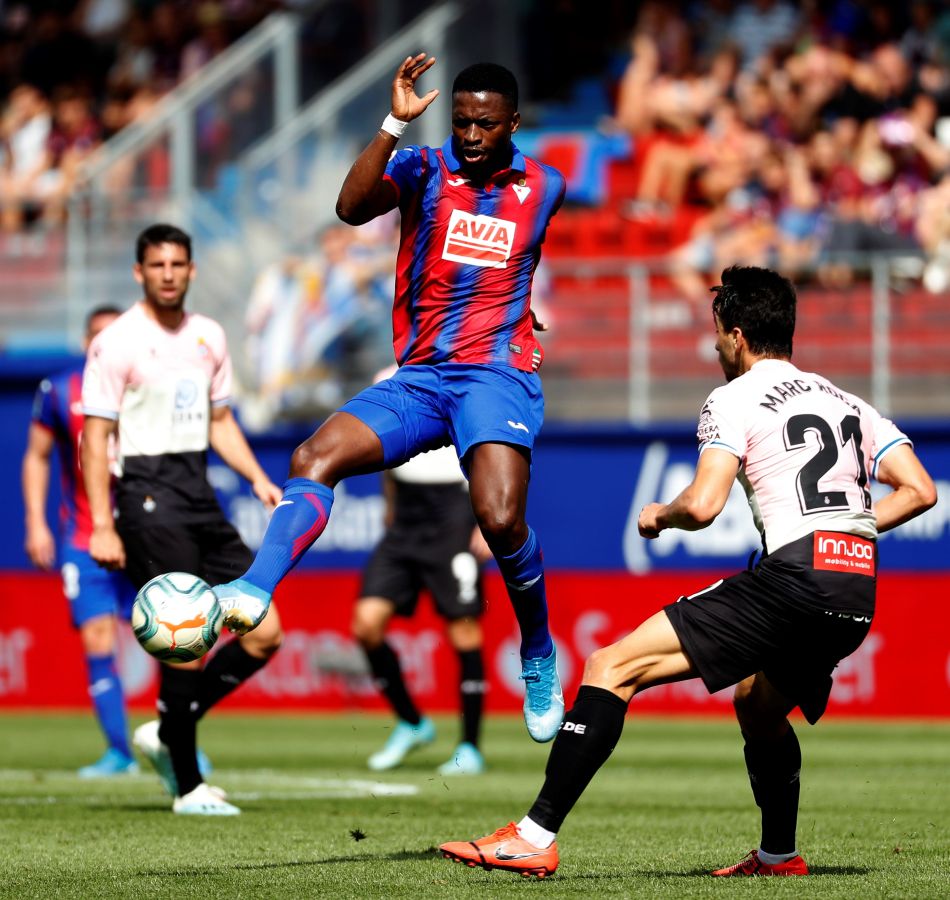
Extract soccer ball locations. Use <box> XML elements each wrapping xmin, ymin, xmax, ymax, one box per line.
<box><xmin>131</xmin><ymin>572</ymin><xmax>222</xmax><ymax>662</ymax></box>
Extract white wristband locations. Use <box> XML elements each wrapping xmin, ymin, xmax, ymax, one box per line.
<box><xmin>380</xmin><ymin>114</ymin><xmax>409</xmax><ymax>138</ymax></box>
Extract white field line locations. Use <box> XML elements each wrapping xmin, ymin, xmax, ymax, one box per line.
<box><xmin>0</xmin><ymin>770</ymin><xmax>419</xmax><ymax>804</ymax></box>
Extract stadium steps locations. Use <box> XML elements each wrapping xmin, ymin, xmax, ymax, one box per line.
<box><xmin>0</xmin><ymin>233</ymin><xmax>70</xmax><ymax>351</ymax></box>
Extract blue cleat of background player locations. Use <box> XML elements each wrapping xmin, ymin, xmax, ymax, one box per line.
<box><xmin>77</xmin><ymin>747</ymin><xmax>139</xmax><ymax>779</ymax></box>
<box><xmin>367</xmin><ymin>718</ymin><xmax>436</xmax><ymax>771</ymax></box>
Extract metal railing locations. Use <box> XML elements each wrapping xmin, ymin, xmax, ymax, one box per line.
<box><xmin>74</xmin><ymin>13</ymin><xmax>301</xmax><ymax>206</ymax></box>
<box><xmin>234</xmin><ymin>1</ymin><xmax>464</xmax><ymax>250</ymax></box>
<box><xmin>52</xmin><ymin>5</ymin><xmax>950</xmax><ymax>426</ymax></box>
<box><xmin>536</xmin><ymin>254</ymin><xmax>950</xmax><ymax>423</ymax></box>
<box><xmin>61</xmin><ymin>0</ymin><xmax>488</xmax><ymax>356</ymax></box>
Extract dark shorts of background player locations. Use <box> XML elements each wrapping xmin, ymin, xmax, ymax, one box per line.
<box><xmin>664</xmin><ymin>532</ymin><xmax>875</xmax><ymax>724</ymax></box>
<box><xmin>118</xmin><ymin>517</ymin><xmax>253</xmax><ymax>591</ymax></box>
<box><xmin>360</xmin><ymin>520</ymin><xmax>484</xmax><ymax>621</ymax></box>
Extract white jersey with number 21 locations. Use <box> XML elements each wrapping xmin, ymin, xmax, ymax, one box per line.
<box><xmin>697</xmin><ymin>358</ymin><xmax>911</xmax><ymax>554</ymax></box>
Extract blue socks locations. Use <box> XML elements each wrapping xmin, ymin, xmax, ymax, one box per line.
<box><xmin>86</xmin><ymin>653</ymin><xmax>131</xmax><ymax>757</ymax></box>
<box><xmin>496</xmin><ymin>527</ymin><xmax>554</xmax><ymax>660</ymax></box>
<box><xmin>241</xmin><ymin>478</ymin><xmax>334</xmax><ymax>595</ymax></box>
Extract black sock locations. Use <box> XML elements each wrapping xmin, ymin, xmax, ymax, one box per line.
<box><xmin>457</xmin><ymin>648</ymin><xmax>485</xmax><ymax>748</ymax></box>
<box><xmin>526</xmin><ymin>685</ymin><xmax>628</xmax><ymax>832</ymax></box>
<box><xmin>743</xmin><ymin>726</ymin><xmax>802</xmax><ymax>855</ymax></box>
<box><xmin>157</xmin><ymin>665</ymin><xmax>202</xmax><ymax>797</ymax></box>
<box><xmin>364</xmin><ymin>641</ymin><xmax>421</xmax><ymax>725</ymax></box>
<box><xmin>195</xmin><ymin>641</ymin><xmax>268</xmax><ymax>718</ymax></box>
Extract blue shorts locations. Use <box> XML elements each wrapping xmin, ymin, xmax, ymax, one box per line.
<box><xmin>61</xmin><ymin>544</ymin><xmax>137</xmax><ymax>628</ymax></box>
<box><xmin>340</xmin><ymin>363</ymin><xmax>544</xmax><ymax>467</ymax></box>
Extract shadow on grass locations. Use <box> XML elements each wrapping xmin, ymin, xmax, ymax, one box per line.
<box><xmin>806</xmin><ymin>866</ymin><xmax>873</xmax><ymax>876</ymax></box>
<box><xmin>568</xmin><ymin>865</ymin><xmax>873</xmax><ymax>880</ymax></box>
<box><xmin>135</xmin><ymin>847</ymin><xmax>441</xmax><ymax>877</ymax></box>
<box><xmin>135</xmin><ymin>841</ymin><xmax>876</xmax><ymax>880</ymax></box>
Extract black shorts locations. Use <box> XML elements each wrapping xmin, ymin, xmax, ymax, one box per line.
<box><xmin>664</xmin><ymin>532</ymin><xmax>876</xmax><ymax>724</ymax></box>
<box><xmin>360</xmin><ymin>519</ymin><xmax>484</xmax><ymax>621</ymax></box>
<box><xmin>118</xmin><ymin>517</ymin><xmax>253</xmax><ymax>591</ymax></box>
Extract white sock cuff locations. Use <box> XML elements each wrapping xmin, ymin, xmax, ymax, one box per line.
<box><xmin>757</xmin><ymin>848</ymin><xmax>799</xmax><ymax>865</ymax></box>
<box><xmin>516</xmin><ymin>816</ymin><xmax>556</xmax><ymax>849</ymax></box>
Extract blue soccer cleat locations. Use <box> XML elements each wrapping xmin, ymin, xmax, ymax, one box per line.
<box><xmin>77</xmin><ymin>748</ymin><xmax>139</xmax><ymax>779</ymax></box>
<box><xmin>436</xmin><ymin>742</ymin><xmax>485</xmax><ymax>776</ymax></box>
<box><xmin>520</xmin><ymin>647</ymin><xmax>564</xmax><ymax>742</ymax></box>
<box><xmin>367</xmin><ymin>718</ymin><xmax>435</xmax><ymax>771</ymax></box>
<box><xmin>213</xmin><ymin>579</ymin><xmax>271</xmax><ymax>636</ymax></box>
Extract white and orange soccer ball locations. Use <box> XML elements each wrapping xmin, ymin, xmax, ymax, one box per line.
<box><xmin>131</xmin><ymin>572</ymin><xmax>222</xmax><ymax>662</ymax></box>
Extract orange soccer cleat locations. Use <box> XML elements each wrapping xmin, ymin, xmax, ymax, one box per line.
<box><xmin>711</xmin><ymin>849</ymin><xmax>809</xmax><ymax>877</ymax></box>
<box><xmin>440</xmin><ymin>822</ymin><xmax>559</xmax><ymax>879</ymax></box>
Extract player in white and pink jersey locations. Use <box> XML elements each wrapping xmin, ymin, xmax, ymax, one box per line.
<box><xmin>440</xmin><ymin>266</ymin><xmax>937</xmax><ymax>881</ymax></box>
<box><xmin>697</xmin><ymin>358</ymin><xmax>908</xmax><ymax>555</ymax></box>
<box><xmin>81</xmin><ymin>224</ymin><xmax>284</xmax><ymax>817</ymax></box>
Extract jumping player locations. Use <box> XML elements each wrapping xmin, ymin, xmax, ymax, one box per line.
<box><xmin>355</xmin><ymin>438</ymin><xmax>490</xmax><ymax>776</ymax></box>
<box><xmin>439</xmin><ymin>265</ymin><xmax>937</xmax><ymax>878</ymax></box>
<box><xmin>22</xmin><ymin>305</ymin><xmax>138</xmax><ymax>778</ymax></box>
<box><xmin>215</xmin><ymin>57</ymin><xmax>567</xmax><ymax>742</ymax></box>
<box><xmin>82</xmin><ymin>223</ymin><xmax>284</xmax><ymax>815</ymax></box>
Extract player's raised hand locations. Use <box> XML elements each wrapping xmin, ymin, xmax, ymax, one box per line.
<box><xmin>391</xmin><ymin>53</ymin><xmax>439</xmax><ymax>122</ymax></box>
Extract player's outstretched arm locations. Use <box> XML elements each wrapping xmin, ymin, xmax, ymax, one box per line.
<box><xmin>81</xmin><ymin>415</ymin><xmax>126</xmax><ymax>570</ymax></box>
<box><xmin>209</xmin><ymin>405</ymin><xmax>281</xmax><ymax>508</ymax></box>
<box><xmin>21</xmin><ymin>422</ymin><xmax>56</xmax><ymax>570</ymax></box>
<box><xmin>873</xmin><ymin>443</ymin><xmax>937</xmax><ymax>533</ymax></box>
<box><xmin>336</xmin><ymin>53</ymin><xmax>438</xmax><ymax>225</ymax></box>
<box><xmin>639</xmin><ymin>448</ymin><xmax>739</xmax><ymax>538</ymax></box>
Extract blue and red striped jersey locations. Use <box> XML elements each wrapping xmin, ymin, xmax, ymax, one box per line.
<box><xmin>383</xmin><ymin>138</ymin><xmax>564</xmax><ymax>372</ymax></box>
<box><xmin>31</xmin><ymin>365</ymin><xmax>92</xmax><ymax>550</ymax></box>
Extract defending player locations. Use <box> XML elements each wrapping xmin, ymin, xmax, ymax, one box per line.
<box><xmin>82</xmin><ymin>223</ymin><xmax>284</xmax><ymax>815</ymax></box>
<box><xmin>215</xmin><ymin>57</ymin><xmax>567</xmax><ymax>742</ymax></box>
<box><xmin>439</xmin><ymin>265</ymin><xmax>937</xmax><ymax>878</ymax></box>
<box><xmin>355</xmin><ymin>440</ymin><xmax>490</xmax><ymax>775</ymax></box>
<box><xmin>22</xmin><ymin>305</ymin><xmax>139</xmax><ymax>778</ymax></box>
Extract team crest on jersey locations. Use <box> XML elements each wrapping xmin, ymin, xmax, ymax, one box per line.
<box><xmin>442</xmin><ymin>209</ymin><xmax>516</xmax><ymax>268</ymax></box>
<box><xmin>512</xmin><ymin>183</ymin><xmax>531</xmax><ymax>204</ymax></box>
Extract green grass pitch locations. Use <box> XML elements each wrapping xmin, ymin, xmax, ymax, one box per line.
<box><xmin>1</xmin><ymin>713</ymin><xmax>947</xmax><ymax>898</ymax></box>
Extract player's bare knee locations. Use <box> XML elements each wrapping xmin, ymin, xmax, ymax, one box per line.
<box><xmin>242</xmin><ymin>625</ymin><xmax>283</xmax><ymax>659</ymax></box>
<box><xmin>473</xmin><ymin>505</ymin><xmax>525</xmax><ymax>552</ymax></box>
<box><xmin>289</xmin><ymin>438</ymin><xmax>324</xmax><ymax>480</ymax></box>
<box><xmin>447</xmin><ymin>617</ymin><xmax>481</xmax><ymax>652</ymax></box>
<box><xmin>582</xmin><ymin>647</ymin><xmax>622</xmax><ymax>690</ymax></box>
<box><xmin>732</xmin><ymin>680</ymin><xmax>786</xmax><ymax>735</ymax></box>
<box><xmin>732</xmin><ymin>677</ymin><xmax>755</xmax><ymax>714</ymax></box>
<box><xmin>79</xmin><ymin>618</ymin><xmax>114</xmax><ymax>656</ymax></box>
<box><xmin>351</xmin><ymin>612</ymin><xmax>385</xmax><ymax>649</ymax></box>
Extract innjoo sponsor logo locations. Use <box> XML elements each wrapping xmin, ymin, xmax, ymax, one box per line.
<box><xmin>442</xmin><ymin>209</ymin><xmax>516</xmax><ymax>268</ymax></box>
<box><xmin>813</xmin><ymin>531</ymin><xmax>876</xmax><ymax>576</ymax></box>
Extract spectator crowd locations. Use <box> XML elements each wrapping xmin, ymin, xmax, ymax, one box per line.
<box><xmin>241</xmin><ymin>215</ymin><xmax>397</xmax><ymax>429</ymax></box>
<box><xmin>611</xmin><ymin>0</ymin><xmax>950</xmax><ymax>297</ymax></box>
<box><xmin>3</xmin><ymin>1</ymin><xmax>949</xmax><ymax>417</ymax></box>
<box><xmin>0</xmin><ymin>0</ymin><xmax>370</xmax><ymax>250</ymax></box>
